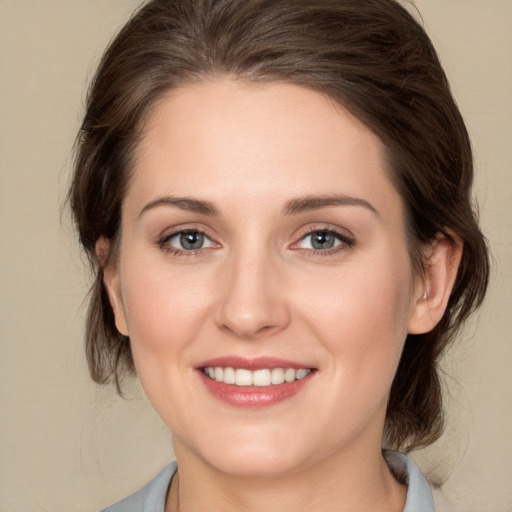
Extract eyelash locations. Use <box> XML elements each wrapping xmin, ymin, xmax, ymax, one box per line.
<box><xmin>157</xmin><ymin>227</ymin><xmax>217</xmax><ymax>256</ymax></box>
<box><xmin>157</xmin><ymin>226</ymin><xmax>355</xmax><ymax>257</ymax></box>
<box><xmin>291</xmin><ymin>226</ymin><xmax>356</xmax><ymax>256</ymax></box>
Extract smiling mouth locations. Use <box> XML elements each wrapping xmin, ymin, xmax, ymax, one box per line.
<box><xmin>202</xmin><ymin>367</ymin><xmax>313</xmax><ymax>387</ymax></box>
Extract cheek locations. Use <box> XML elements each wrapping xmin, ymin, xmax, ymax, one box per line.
<box><xmin>119</xmin><ymin>261</ymin><xmax>209</xmax><ymax>363</ymax></box>
<box><xmin>117</xmin><ymin>262</ymin><xmax>212</xmax><ymax>426</ymax></box>
<box><xmin>298</xmin><ymin>249</ymin><xmax>414</xmax><ymax>375</ymax></box>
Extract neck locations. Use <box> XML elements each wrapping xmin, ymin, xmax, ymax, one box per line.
<box><xmin>167</xmin><ymin>443</ymin><xmax>406</xmax><ymax>512</ymax></box>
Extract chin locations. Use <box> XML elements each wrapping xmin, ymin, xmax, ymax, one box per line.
<box><xmin>191</xmin><ymin>432</ymin><xmax>317</xmax><ymax>478</ymax></box>
<box><xmin>209</xmin><ymin>453</ymin><xmax>304</xmax><ymax>479</ymax></box>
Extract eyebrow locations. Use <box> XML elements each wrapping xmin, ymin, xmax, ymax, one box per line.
<box><xmin>139</xmin><ymin>196</ymin><xmax>220</xmax><ymax>218</ymax></box>
<box><xmin>138</xmin><ymin>193</ymin><xmax>378</xmax><ymax>218</ymax></box>
<box><xmin>282</xmin><ymin>195</ymin><xmax>379</xmax><ymax>216</ymax></box>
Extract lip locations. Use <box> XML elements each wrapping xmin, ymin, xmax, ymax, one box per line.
<box><xmin>196</xmin><ymin>356</ymin><xmax>312</xmax><ymax>370</ymax></box>
<box><xmin>196</xmin><ymin>356</ymin><xmax>316</xmax><ymax>408</ymax></box>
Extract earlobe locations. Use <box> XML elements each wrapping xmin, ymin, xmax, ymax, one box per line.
<box><xmin>408</xmin><ymin>233</ymin><xmax>463</xmax><ymax>335</ymax></box>
<box><xmin>96</xmin><ymin>237</ymin><xmax>129</xmax><ymax>336</ymax></box>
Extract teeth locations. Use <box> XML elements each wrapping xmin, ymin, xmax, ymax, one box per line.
<box><xmin>284</xmin><ymin>368</ymin><xmax>296</xmax><ymax>383</ymax></box>
<box><xmin>235</xmin><ymin>368</ymin><xmax>253</xmax><ymax>386</ymax></box>
<box><xmin>271</xmin><ymin>368</ymin><xmax>285</xmax><ymax>385</ymax></box>
<box><xmin>223</xmin><ymin>367</ymin><xmax>235</xmax><ymax>385</ymax></box>
<box><xmin>202</xmin><ymin>367</ymin><xmax>312</xmax><ymax>386</ymax></box>
<box><xmin>296</xmin><ymin>369</ymin><xmax>310</xmax><ymax>380</ymax></box>
<box><xmin>253</xmin><ymin>369</ymin><xmax>271</xmax><ymax>387</ymax></box>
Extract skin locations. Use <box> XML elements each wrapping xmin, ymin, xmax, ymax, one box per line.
<box><xmin>102</xmin><ymin>79</ymin><xmax>461</xmax><ymax>512</ymax></box>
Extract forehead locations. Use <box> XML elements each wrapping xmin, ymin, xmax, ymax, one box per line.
<box><xmin>128</xmin><ymin>79</ymin><xmax>402</xmax><ymax>219</ymax></box>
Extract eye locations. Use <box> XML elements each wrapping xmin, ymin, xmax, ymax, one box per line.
<box><xmin>162</xmin><ymin>230</ymin><xmax>216</xmax><ymax>252</ymax></box>
<box><xmin>295</xmin><ymin>229</ymin><xmax>354</xmax><ymax>252</ymax></box>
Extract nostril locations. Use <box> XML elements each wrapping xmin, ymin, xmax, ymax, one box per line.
<box><xmin>219</xmin><ymin>320</ymin><xmax>281</xmax><ymax>340</ymax></box>
<box><xmin>214</xmin><ymin>268</ymin><xmax>291</xmax><ymax>339</ymax></box>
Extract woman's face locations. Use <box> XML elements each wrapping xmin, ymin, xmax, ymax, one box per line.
<box><xmin>106</xmin><ymin>79</ymin><xmax>424</xmax><ymax>476</ymax></box>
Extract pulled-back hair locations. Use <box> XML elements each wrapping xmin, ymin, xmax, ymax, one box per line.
<box><xmin>69</xmin><ymin>0</ymin><xmax>489</xmax><ymax>452</ymax></box>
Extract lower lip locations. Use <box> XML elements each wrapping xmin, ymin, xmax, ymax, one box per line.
<box><xmin>198</xmin><ymin>371</ymin><xmax>315</xmax><ymax>408</ymax></box>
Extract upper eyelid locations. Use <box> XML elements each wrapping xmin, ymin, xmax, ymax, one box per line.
<box><xmin>294</xmin><ymin>224</ymin><xmax>355</xmax><ymax>242</ymax></box>
<box><xmin>161</xmin><ymin>230</ymin><xmax>216</xmax><ymax>247</ymax></box>
<box><xmin>159</xmin><ymin>224</ymin><xmax>215</xmax><ymax>241</ymax></box>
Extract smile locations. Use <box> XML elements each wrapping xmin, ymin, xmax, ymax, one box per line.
<box><xmin>202</xmin><ymin>367</ymin><xmax>312</xmax><ymax>387</ymax></box>
<box><xmin>197</xmin><ymin>358</ymin><xmax>316</xmax><ymax>407</ymax></box>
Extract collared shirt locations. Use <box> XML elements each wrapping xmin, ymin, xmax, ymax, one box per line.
<box><xmin>101</xmin><ymin>452</ymin><xmax>435</xmax><ymax>512</ymax></box>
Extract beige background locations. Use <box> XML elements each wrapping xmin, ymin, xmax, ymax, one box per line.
<box><xmin>0</xmin><ymin>1</ymin><xmax>510</xmax><ymax>511</ymax></box>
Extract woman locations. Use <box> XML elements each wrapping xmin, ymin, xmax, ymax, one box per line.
<box><xmin>69</xmin><ymin>0</ymin><xmax>489</xmax><ymax>510</ymax></box>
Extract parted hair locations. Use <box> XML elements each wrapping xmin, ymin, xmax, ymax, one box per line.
<box><xmin>69</xmin><ymin>0</ymin><xmax>489</xmax><ymax>452</ymax></box>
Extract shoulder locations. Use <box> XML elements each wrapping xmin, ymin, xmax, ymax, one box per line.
<box><xmin>384</xmin><ymin>451</ymin><xmax>435</xmax><ymax>512</ymax></box>
<box><xmin>99</xmin><ymin>461</ymin><xmax>177</xmax><ymax>512</ymax></box>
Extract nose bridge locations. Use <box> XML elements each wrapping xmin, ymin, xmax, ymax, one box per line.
<box><xmin>215</xmin><ymin>240</ymin><xmax>289</xmax><ymax>339</ymax></box>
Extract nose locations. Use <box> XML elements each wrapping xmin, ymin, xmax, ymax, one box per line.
<box><xmin>214</xmin><ymin>249</ymin><xmax>291</xmax><ymax>340</ymax></box>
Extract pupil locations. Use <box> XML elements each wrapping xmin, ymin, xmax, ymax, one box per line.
<box><xmin>312</xmin><ymin>231</ymin><xmax>334</xmax><ymax>250</ymax></box>
<box><xmin>180</xmin><ymin>232</ymin><xmax>204</xmax><ymax>250</ymax></box>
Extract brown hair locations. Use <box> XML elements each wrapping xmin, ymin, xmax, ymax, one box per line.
<box><xmin>69</xmin><ymin>0</ymin><xmax>489</xmax><ymax>452</ymax></box>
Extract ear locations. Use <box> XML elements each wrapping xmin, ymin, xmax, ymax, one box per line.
<box><xmin>408</xmin><ymin>233</ymin><xmax>463</xmax><ymax>335</ymax></box>
<box><xmin>96</xmin><ymin>237</ymin><xmax>129</xmax><ymax>336</ymax></box>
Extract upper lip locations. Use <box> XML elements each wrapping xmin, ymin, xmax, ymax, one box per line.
<box><xmin>196</xmin><ymin>356</ymin><xmax>314</xmax><ymax>370</ymax></box>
